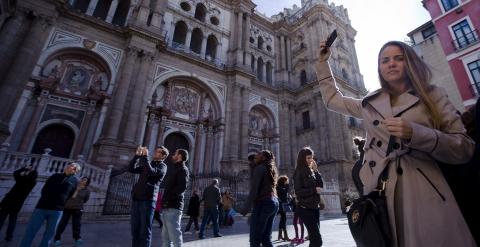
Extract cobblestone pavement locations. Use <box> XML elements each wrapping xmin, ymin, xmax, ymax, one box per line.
<box><xmin>0</xmin><ymin>216</ymin><xmax>355</xmax><ymax>247</ymax></box>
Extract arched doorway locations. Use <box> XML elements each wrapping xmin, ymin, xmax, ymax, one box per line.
<box><xmin>164</xmin><ymin>132</ymin><xmax>190</xmax><ymax>165</ymax></box>
<box><xmin>31</xmin><ymin>124</ymin><xmax>75</xmax><ymax>158</ymax></box>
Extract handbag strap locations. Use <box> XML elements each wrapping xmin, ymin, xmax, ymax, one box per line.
<box><xmin>374</xmin><ymin>136</ymin><xmax>395</xmax><ymax>195</ymax></box>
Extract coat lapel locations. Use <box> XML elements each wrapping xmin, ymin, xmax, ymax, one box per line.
<box><xmin>362</xmin><ymin>89</ymin><xmax>393</xmax><ymax>119</ymax></box>
<box><xmin>392</xmin><ymin>91</ymin><xmax>420</xmax><ymax>117</ymax></box>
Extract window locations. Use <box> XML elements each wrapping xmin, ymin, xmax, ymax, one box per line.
<box><xmin>300</xmin><ymin>70</ymin><xmax>307</xmax><ymax>85</ymax></box>
<box><xmin>194</xmin><ymin>3</ymin><xmax>207</xmax><ymax>22</ymax></box>
<box><xmin>302</xmin><ymin>111</ymin><xmax>310</xmax><ymax>129</ymax></box>
<box><xmin>441</xmin><ymin>0</ymin><xmax>459</xmax><ymax>12</ymax></box>
<box><xmin>422</xmin><ymin>25</ymin><xmax>436</xmax><ymax>39</ymax></box>
<box><xmin>180</xmin><ymin>2</ymin><xmax>191</xmax><ymax>11</ymax></box>
<box><xmin>210</xmin><ymin>16</ymin><xmax>220</xmax><ymax>26</ymax></box>
<box><xmin>258</xmin><ymin>37</ymin><xmax>264</xmax><ymax>50</ymax></box>
<box><xmin>468</xmin><ymin>59</ymin><xmax>480</xmax><ymax>96</ymax></box>
<box><xmin>266</xmin><ymin>62</ymin><xmax>273</xmax><ymax>84</ymax></box>
<box><xmin>452</xmin><ymin>20</ymin><xmax>477</xmax><ymax>49</ymax></box>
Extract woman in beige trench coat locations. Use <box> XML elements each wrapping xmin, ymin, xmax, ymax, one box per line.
<box><xmin>315</xmin><ymin>40</ymin><xmax>477</xmax><ymax>247</ymax></box>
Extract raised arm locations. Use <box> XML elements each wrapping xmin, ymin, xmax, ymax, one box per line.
<box><xmin>315</xmin><ymin>42</ymin><xmax>363</xmax><ymax>119</ymax></box>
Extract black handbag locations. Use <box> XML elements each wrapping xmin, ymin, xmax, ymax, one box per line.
<box><xmin>347</xmin><ymin>162</ymin><xmax>392</xmax><ymax>247</ymax></box>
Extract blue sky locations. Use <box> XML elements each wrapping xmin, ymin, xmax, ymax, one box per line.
<box><xmin>252</xmin><ymin>0</ymin><xmax>431</xmax><ymax>91</ymax></box>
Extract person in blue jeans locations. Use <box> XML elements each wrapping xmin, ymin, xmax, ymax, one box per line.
<box><xmin>161</xmin><ymin>149</ymin><xmax>189</xmax><ymax>247</ymax></box>
<box><xmin>20</xmin><ymin>162</ymin><xmax>80</xmax><ymax>247</ymax></box>
<box><xmin>198</xmin><ymin>179</ymin><xmax>222</xmax><ymax>239</ymax></box>
<box><xmin>129</xmin><ymin>146</ymin><xmax>168</xmax><ymax>247</ymax></box>
<box><xmin>241</xmin><ymin>150</ymin><xmax>279</xmax><ymax>247</ymax></box>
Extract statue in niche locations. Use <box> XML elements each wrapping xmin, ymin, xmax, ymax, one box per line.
<box><xmin>40</xmin><ymin>64</ymin><xmax>61</xmax><ymax>89</ymax></box>
<box><xmin>88</xmin><ymin>75</ymin><xmax>107</xmax><ymax>100</ymax></box>
<box><xmin>153</xmin><ymin>86</ymin><xmax>165</xmax><ymax>107</ymax></box>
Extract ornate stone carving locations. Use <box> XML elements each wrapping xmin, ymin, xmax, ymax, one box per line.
<box><xmin>173</xmin><ymin>87</ymin><xmax>198</xmax><ymax>117</ymax></box>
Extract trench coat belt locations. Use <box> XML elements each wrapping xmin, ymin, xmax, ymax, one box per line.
<box><xmin>369</xmin><ymin>140</ymin><xmax>411</xmax><ymax>163</ymax></box>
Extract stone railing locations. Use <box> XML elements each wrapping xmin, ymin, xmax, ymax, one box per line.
<box><xmin>0</xmin><ymin>146</ymin><xmax>112</xmax><ymax>218</ymax></box>
<box><xmin>0</xmin><ymin>148</ymin><xmax>112</xmax><ymax>188</ymax></box>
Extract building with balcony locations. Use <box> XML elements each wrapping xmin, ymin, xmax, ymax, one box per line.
<box><xmin>408</xmin><ymin>21</ymin><xmax>465</xmax><ymax>111</ymax></box>
<box><xmin>422</xmin><ymin>0</ymin><xmax>480</xmax><ymax>107</ymax></box>
<box><xmin>0</xmin><ymin>0</ymin><xmax>366</xmax><ymax>215</ymax></box>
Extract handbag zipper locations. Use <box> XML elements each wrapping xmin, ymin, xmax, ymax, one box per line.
<box><xmin>416</xmin><ymin>168</ymin><xmax>445</xmax><ymax>201</ymax></box>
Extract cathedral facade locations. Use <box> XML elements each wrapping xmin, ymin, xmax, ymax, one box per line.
<box><xmin>0</xmin><ymin>0</ymin><xmax>366</xmax><ymax>213</ymax></box>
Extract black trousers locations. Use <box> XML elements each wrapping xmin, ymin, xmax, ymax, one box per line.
<box><xmin>0</xmin><ymin>209</ymin><xmax>18</xmax><ymax>240</ymax></box>
<box><xmin>54</xmin><ymin>209</ymin><xmax>82</xmax><ymax>241</ymax></box>
<box><xmin>184</xmin><ymin>216</ymin><xmax>199</xmax><ymax>231</ymax></box>
<box><xmin>278</xmin><ymin>210</ymin><xmax>287</xmax><ymax>229</ymax></box>
<box><xmin>297</xmin><ymin>207</ymin><xmax>322</xmax><ymax>247</ymax></box>
<box><xmin>153</xmin><ymin>211</ymin><xmax>163</xmax><ymax>228</ymax></box>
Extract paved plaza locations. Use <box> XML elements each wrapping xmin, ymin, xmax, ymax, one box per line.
<box><xmin>0</xmin><ymin>216</ymin><xmax>355</xmax><ymax>247</ymax></box>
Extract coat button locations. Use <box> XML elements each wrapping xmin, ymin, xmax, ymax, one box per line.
<box><xmin>373</xmin><ymin>120</ymin><xmax>380</xmax><ymax>126</ymax></box>
<box><xmin>369</xmin><ymin>161</ymin><xmax>376</xmax><ymax>167</ymax></box>
<box><xmin>393</xmin><ymin>143</ymin><xmax>400</xmax><ymax>150</ymax></box>
<box><xmin>376</xmin><ymin>141</ymin><xmax>382</xmax><ymax>147</ymax></box>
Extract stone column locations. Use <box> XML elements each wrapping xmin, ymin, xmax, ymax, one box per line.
<box><xmin>281</xmin><ymin>102</ymin><xmax>292</xmax><ymax>167</ymax></box>
<box><xmin>93</xmin><ymin>99</ymin><xmax>110</xmax><ymax>144</ymax></box>
<box><xmin>262</xmin><ymin>63</ymin><xmax>267</xmax><ymax>82</ymax></box>
<box><xmin>279</xmin><ymin>35</ymin><xmax>286</xmax><ymax>70</ymax></box>
<box><xmin>156</xmin><ymin>116</ymin><xmax>167</xmax><ymax>146</ymax></box>
<box><xmin>193</xmin><ymin>124</ymin><xmax>204</xmax><ymax>172</ymax></box>
<box><xmin>122</xmin><ymin>52</ymin><xmax>154</xmax><ymax>144</ymax></box>
<box><xmin>286</xmin><ymin>37</ymin><xmax>292</xmax><ymax>72</ymax></box>
<box><xmin>151</xmin><ymin>0</ymin><xmax>167</xmax><ymax>30</ymax></box>
<box><xmin>146</xmin><ymin>117</ymin><xmax>159</xmax><ymax>154</ymax></box>
<box><xmin>235</xmin><ymin>11</ymin><xmax>244</xmax><ymax>63</ymax></box>
<box><xmin>244</xmin><ymin>14</ymin><xmax>251</xmax><ymax>67</ymax></box>
<box><xmin>136</xmin><ymin>0</ymin><xmax>151</xmax><ymax>26</ymax></box>
<box><xmin>103</xmin><ymin>48</ymin><xmax>138</xmax><ymax>140</ymax></box>
<box><xmin>142</xmin><ymin>112</ymin><xmax>155</xmax><ymax>147</ymax></box>
<box><xmin>216</xmin><ymin>42</ymin><xmax>222</xmax><ymax>61</ymax></box>
<box><xmin>235</xmin><ymin>12</ymin><xmax>243</xmax><ymax>49</ymax></box>
<box><xmin>185</xmin><ymin>28</ymin><xmax>192</xmax><ymax>51</ymax></box>
<box><xmin>73</xmin><ymin>103</ymin><xmax>96</xmax><ymax>157</ymax></box>
<box><xmin>106</xmin><ymin>0</ymin><xmax>119</xmax><ymax>23</ymax></box>
<box><xmin>18</xmin><ymin>94</ymin><xmax>47</xmax><ymax>152</ymax></box>
<box><xmin>135</xmin><ymin>57</ymin><xmax>157</xmax><ymax>144</ymax></box>
<box><xmin>86</xmin><ymin>0</ymin><xmax>100</xmax><ymax>15</ymax></box>
<box><xmin>251</xmin><ymin>56</ymin><xmax>256</xmax><ymax>72</ymax></box>
<box><xmin>215</xmin><ymin>126</ymin><xmax>225</xmax><ymax>170</ymax></box>
<box><xmin>0</xmin><ymin>15</ymin><xmax>53</xmax><ymax>140</ymax></box>
<box><xmin>239</xmin><ymin>87</ymin><xmax>250</xmax><ymax>159</ymax></box>
<box><xmin>289</xmin><ymin>105</ymin><xmax>298</xmax><ymax>164</ymax></box>
<box><xmin>204</xmin><ymin>128</ymin><xmax>214</xmax><ymax>173</ymax></box>
<box><xmin>200</xmin><ymin>36</ymin><xmax>208</xmax><ymax>59</ymax></box>
<box><xmin>229</xmin><ymin>84</ymin><xmax>241</xmax><ymax>159</ymax></box>
<box><xmin>0</xmin><ymin>12</ymin><xmax>29</xmax><ymax>83</ymax></box>
<box><xmin>168</xmin><ymin>21</ymin><xmax>175</xmax><ymax>46</ymax></box>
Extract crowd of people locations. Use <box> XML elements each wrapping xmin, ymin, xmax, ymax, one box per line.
<box><xmin>0</xmin><ymin>37</ymin><xmax>479</xmax><ymax>247</ymax></box>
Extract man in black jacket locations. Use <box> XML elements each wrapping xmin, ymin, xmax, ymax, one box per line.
<box><xmin>161</xmin><ymin>149</ymin><xmax>189</xmax><ymax>247</ymax></box>
<box><xmin>129</xmin><ymin>146</ymin><xmax>168</xmax><ymax>247</ymax></box>
<box><xmin>0</xmin><ymin>165</ymin><xmax>37</xmax><ymax>242</ymax></box>
<box><xmin>198</xmin><ymin>179</ymin><xmax>222</xmax><ymax>239</ymax></box>
<box><xmin>20</xmin><ymin>162</ymin><xmax>80</xmax><ymax>247</ymax></box>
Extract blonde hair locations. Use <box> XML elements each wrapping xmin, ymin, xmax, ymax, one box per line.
<box><xmin>378</xmin><ymin>41</ymin><xmax>442</xmax><ymax>129</ymax></box>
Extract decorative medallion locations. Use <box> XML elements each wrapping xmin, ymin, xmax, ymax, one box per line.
<box><xmin>83</xmin><ymin>39</ymin><xmax>96</xmax><ymax>49</ymax></box>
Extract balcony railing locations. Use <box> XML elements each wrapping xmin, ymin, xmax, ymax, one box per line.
<box><xmin>169</xmin><ymin>41</ymin><xmax>225</xmax><ymax>69</ymax></box>
<box><xmin>452</xmin><ymin>29</ymin><xmax>479</xmax><ymax>51</ymax></box>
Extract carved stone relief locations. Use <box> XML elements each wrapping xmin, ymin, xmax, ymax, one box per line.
<box><xmin>172</xmin><ymin>86</ymin><xmax>199</xmax><ymax>119</ymax></box>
